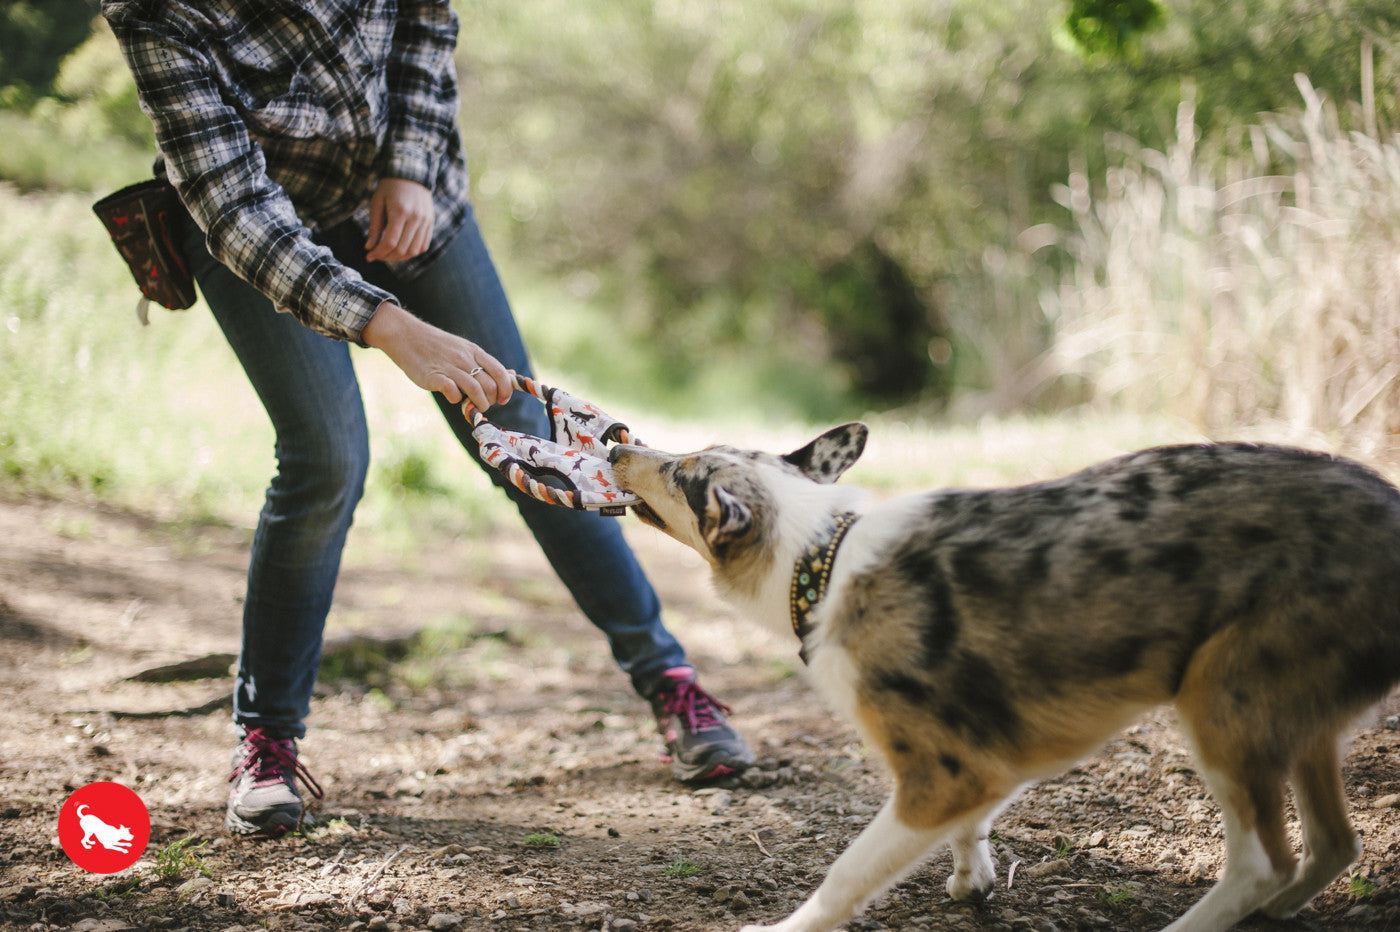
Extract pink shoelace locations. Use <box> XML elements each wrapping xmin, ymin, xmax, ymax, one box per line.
<box><xmin>230</xmin><ymin>728</ymin><xmax>324</xmax><ymax>799</ymax></box>
<box><xmin>659</xmin><ymin>678</ymin><xmax>734</xmax><ymax>735</ymax></box>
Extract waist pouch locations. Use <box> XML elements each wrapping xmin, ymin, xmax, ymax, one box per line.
<box><xmin>92</xmin><ymin>179</ymin><xmax>197</xmax><ymax>322</ymax></box>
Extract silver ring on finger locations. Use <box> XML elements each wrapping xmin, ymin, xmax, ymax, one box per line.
<box><xmin>468</xmin><ymin>367</ymin><xmax>485</xmax><ymax>376</ymax></box>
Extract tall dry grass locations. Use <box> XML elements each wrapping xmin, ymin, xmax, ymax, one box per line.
<box><xmin>1050</xmin><ymin>76</ymin><xmax>1400</xmax><ymax>462</ymax></box>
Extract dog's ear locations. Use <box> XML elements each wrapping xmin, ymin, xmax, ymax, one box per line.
<box><xmin>783</xmin><ymin>422</ymin><xmax>868</xmax><ymax>484</ymax></box>
<box><xmin>702</xmin><ymin>485</ymin><xmax>754</xmax><ymax>555</ymax></box>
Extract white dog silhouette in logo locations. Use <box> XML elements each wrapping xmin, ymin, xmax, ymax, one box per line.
<box><xmin>76</xmin><ymin>804</ymin><xmax>135</xmax><ymax>853</ymax></box>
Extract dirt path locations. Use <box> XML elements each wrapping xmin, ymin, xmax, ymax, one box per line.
<box><xmin>3</xmin><ymin>492</ymin><xmax>1400</xmax><ymax>931</ymax></box>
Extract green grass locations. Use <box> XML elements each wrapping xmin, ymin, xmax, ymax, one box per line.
<box><xmin>663</xmin><ymin>857</ymin><xmax>707</xmax><ymax>877</ymax></box>
<box><xmin>0</xmin><ymin>184</ymin><xmax>515</xmax><ymax>536</ymax></box>
<box><xmin>0</xmin><ymin>110</ymin><xmax>152</xmax><ymax>193</ymax></box>
<box><xmin>523</xmin><ymin>831</ymin><xmax>560</xmax><ymax>848</ymax></box>
<box><xmin>1348</xmin><ymin>873</ymin><xmax>1377</xmax><ymax>898</ymax></box>
<box><xmin>152</xmin><ymin>836</ymin><xmax>212</xmax><ymax>882</ymax></box>
<box><xmin>0</xmin><ymin>182</ymin><xmax>1207</xmax><ymax>540</ymax></box>
<box><xmin>498</xmin><ymin>250</ymin><xmax>863</xmax><ymax>425</ymax></box>
<box><xmin>316</xmin><ymin>618</ymin><xmax>531</xmax><ymax>693</ymax></box>
<box><xmin>309</xmin><ymin>817</ymin><xmax>355</xmax><ymax>839</ymax></box>
<box><xmin>0</xmin><ymin>186</ymin><xmax>270</xmax><ymax>516</ymax></box>
<box><xmin>0</xmin><ymin>181</ymin><xmax>855</xmax><ymax>533</ymax></box>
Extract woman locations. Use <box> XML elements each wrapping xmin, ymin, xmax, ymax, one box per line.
<box><xmin>103</xmin><ymin>0</ymin><xmax>752</xmax><ymax>835</ymax></box>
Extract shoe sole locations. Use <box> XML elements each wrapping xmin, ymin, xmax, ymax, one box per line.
<box><xmin>225</xmin><ymin>803</ymin><xmax>311</xmax><ymax>836</ymax></box>
<box><xmin>669</xmin><ymin>748</ymin><xmax>754</xmax><ymax>783</ymax></box>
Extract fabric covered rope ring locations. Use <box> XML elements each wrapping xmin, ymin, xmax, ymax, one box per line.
<box><xmin>461</xmin><ymin>373</ymin><xmax>642</xmax><ymax>516</ymax></box>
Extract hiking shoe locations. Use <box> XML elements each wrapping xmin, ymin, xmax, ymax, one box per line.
<box><xmin>226</xmin><ymin>728</ymin><xmax>323</xmax><ymax>836</ymax></box>
<box><xmin>650</xmin><ymin>667</ymin><xmax>756</xmax><ymax>783</ymax></box>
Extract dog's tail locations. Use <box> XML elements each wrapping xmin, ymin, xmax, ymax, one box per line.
<box><xmin>76</xmin><ymin>804</ymin><xmax>89</xmax><ymax>818</ymax></box>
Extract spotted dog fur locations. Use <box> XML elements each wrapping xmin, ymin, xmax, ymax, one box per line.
<box><xmin>609</xmin><ymin>425</ymin><xmax>1400</xmax><ymax>932</ymax></box>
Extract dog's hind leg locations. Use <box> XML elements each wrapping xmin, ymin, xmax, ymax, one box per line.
<box><xmin>1164</xmin><ymin>670</ymin><xmax>1298</xmax><ymax>932</ymax></box>
<box><xmin>1261</xmin><ymin>734</ymin><xmax>1361</xmax><ymax>919</ymax></box>
<box><xmin>1161</xmin><ymin>758</ymin><xmax>1295</xmax><ymax>932</ymax></box>
<box><xmin>945</xmin><ymin>814</ymin><xmax>998</xmax><ymax>901</ymax></box>
<box><xmin>739</xmin><ymin>797</ymin><xmax>947</xmax><ymax>932</ymax></box>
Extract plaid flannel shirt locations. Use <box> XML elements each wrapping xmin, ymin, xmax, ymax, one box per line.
<box><xmin>103</xmin><ymin>0</ymin><xmax>471</xmax><ymax>343</ymax></box>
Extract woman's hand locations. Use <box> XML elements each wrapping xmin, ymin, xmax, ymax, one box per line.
<box><xmin>361</xmin><ymin>301</ymin><xmax>513</xmax><ymax>412</ymax></box>
<box><xmin>365</xmin><ymin>177</ymin><xmax>435</xmax><ymax>263</ymax></box>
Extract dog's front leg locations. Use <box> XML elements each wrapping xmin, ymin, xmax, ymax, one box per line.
<box><xmin>739</xmin><ymin>798</ymin><xmax>944</xmax><ymax>932</ymax></box>
<box><xmin>946</xmin><ymin>817</ymin><xmax>997</xmax><ymax>901</ymax></box>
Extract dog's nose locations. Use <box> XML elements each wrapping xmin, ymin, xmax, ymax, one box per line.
<box><xmin>611</xmin><ymin>444</ymin><xmax>667</xmax><ymax>466</ymax></box>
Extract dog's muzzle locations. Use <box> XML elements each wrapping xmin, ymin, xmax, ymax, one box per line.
<box><xmin>607</xmin><ymin>446</ymin><xmax>667</xmax><ymax>529</ymax></box>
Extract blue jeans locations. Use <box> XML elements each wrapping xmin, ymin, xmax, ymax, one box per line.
<box><xmin>178</xmin><ymin>208</ymin><xmax>687</xmax><ymax>739</ymax></box>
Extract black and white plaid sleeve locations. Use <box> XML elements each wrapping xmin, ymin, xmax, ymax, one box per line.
<box><xmin>104</xmin><ymin>8</ymin><xmax>396</xmax><ymax>344</ymax></box>
<box><xmin>380</xmin><ymin>0</ymin><xmax>461</xmax><ymax>187</ymax></box>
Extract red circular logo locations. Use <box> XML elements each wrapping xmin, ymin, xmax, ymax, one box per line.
<box><xmin>58</xmin><ymin>782</ymin><xmax>151</xmax><ymax>874</ymax></box>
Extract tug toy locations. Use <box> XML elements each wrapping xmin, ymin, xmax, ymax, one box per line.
<box><xmin>463</xmin><ymin>373</ymin><xmax>641</xmax><ymax>516</ymax></box>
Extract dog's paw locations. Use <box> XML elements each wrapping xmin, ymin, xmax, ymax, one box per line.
<box><xmin>738</xmin><ymin>919</ymin><xmax>811</xmax><ymax>932</ymax></box>
<box><xmin>1258</xmin><ymin>882</ymin><xmax>1309</xmax><ymax>921</ymax></box>
<box><xmin>946</xmin><ymin>873</ymin><xmax>994</xmax><ymax>901</ymax></box>
<box><xmin>946</xmin><ymin>856</ymin><xmax>997</xmax><ymax>901</ymax></box>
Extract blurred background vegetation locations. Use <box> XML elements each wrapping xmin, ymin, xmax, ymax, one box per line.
<box><xmin>4</xmin><ymin>0</ymin><xmax>1400</xmax><ymax>522</ymax></box>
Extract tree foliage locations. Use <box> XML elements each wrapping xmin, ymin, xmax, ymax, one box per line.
<box><xmin>1063</xmin><ymin>0</ymin><xmax>1166</xmax><ymax>58</ymax></box>
<box><xmin>456</xmin><ymin>0</ymin><xmax>1400</xmax><ymax>410</ymax></box>
<box><xmin>4</xmin><ymin>1</ymin><xmax>1399</xmax><ymax>412</ymax></box>
<box><xmin>0</xmin><ymin>0</ymin><xmax>100</xmax><ymax>101</ymax></box>
<box><xmin>0</xmin><ymin>15</ymin><xmax>153</xmax><ymax>191</ymax></box>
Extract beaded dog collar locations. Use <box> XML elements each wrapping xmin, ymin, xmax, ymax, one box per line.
<box><xmin>789</xmin><ymin>511</ymin><xmax>860</xmax><ymax>662</ymax></box>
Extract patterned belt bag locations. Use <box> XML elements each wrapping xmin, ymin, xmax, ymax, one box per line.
<box><xmin>92</xmin><ymin>179</ymin><xmax>197</xmax><ymax>323</ymax></box>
